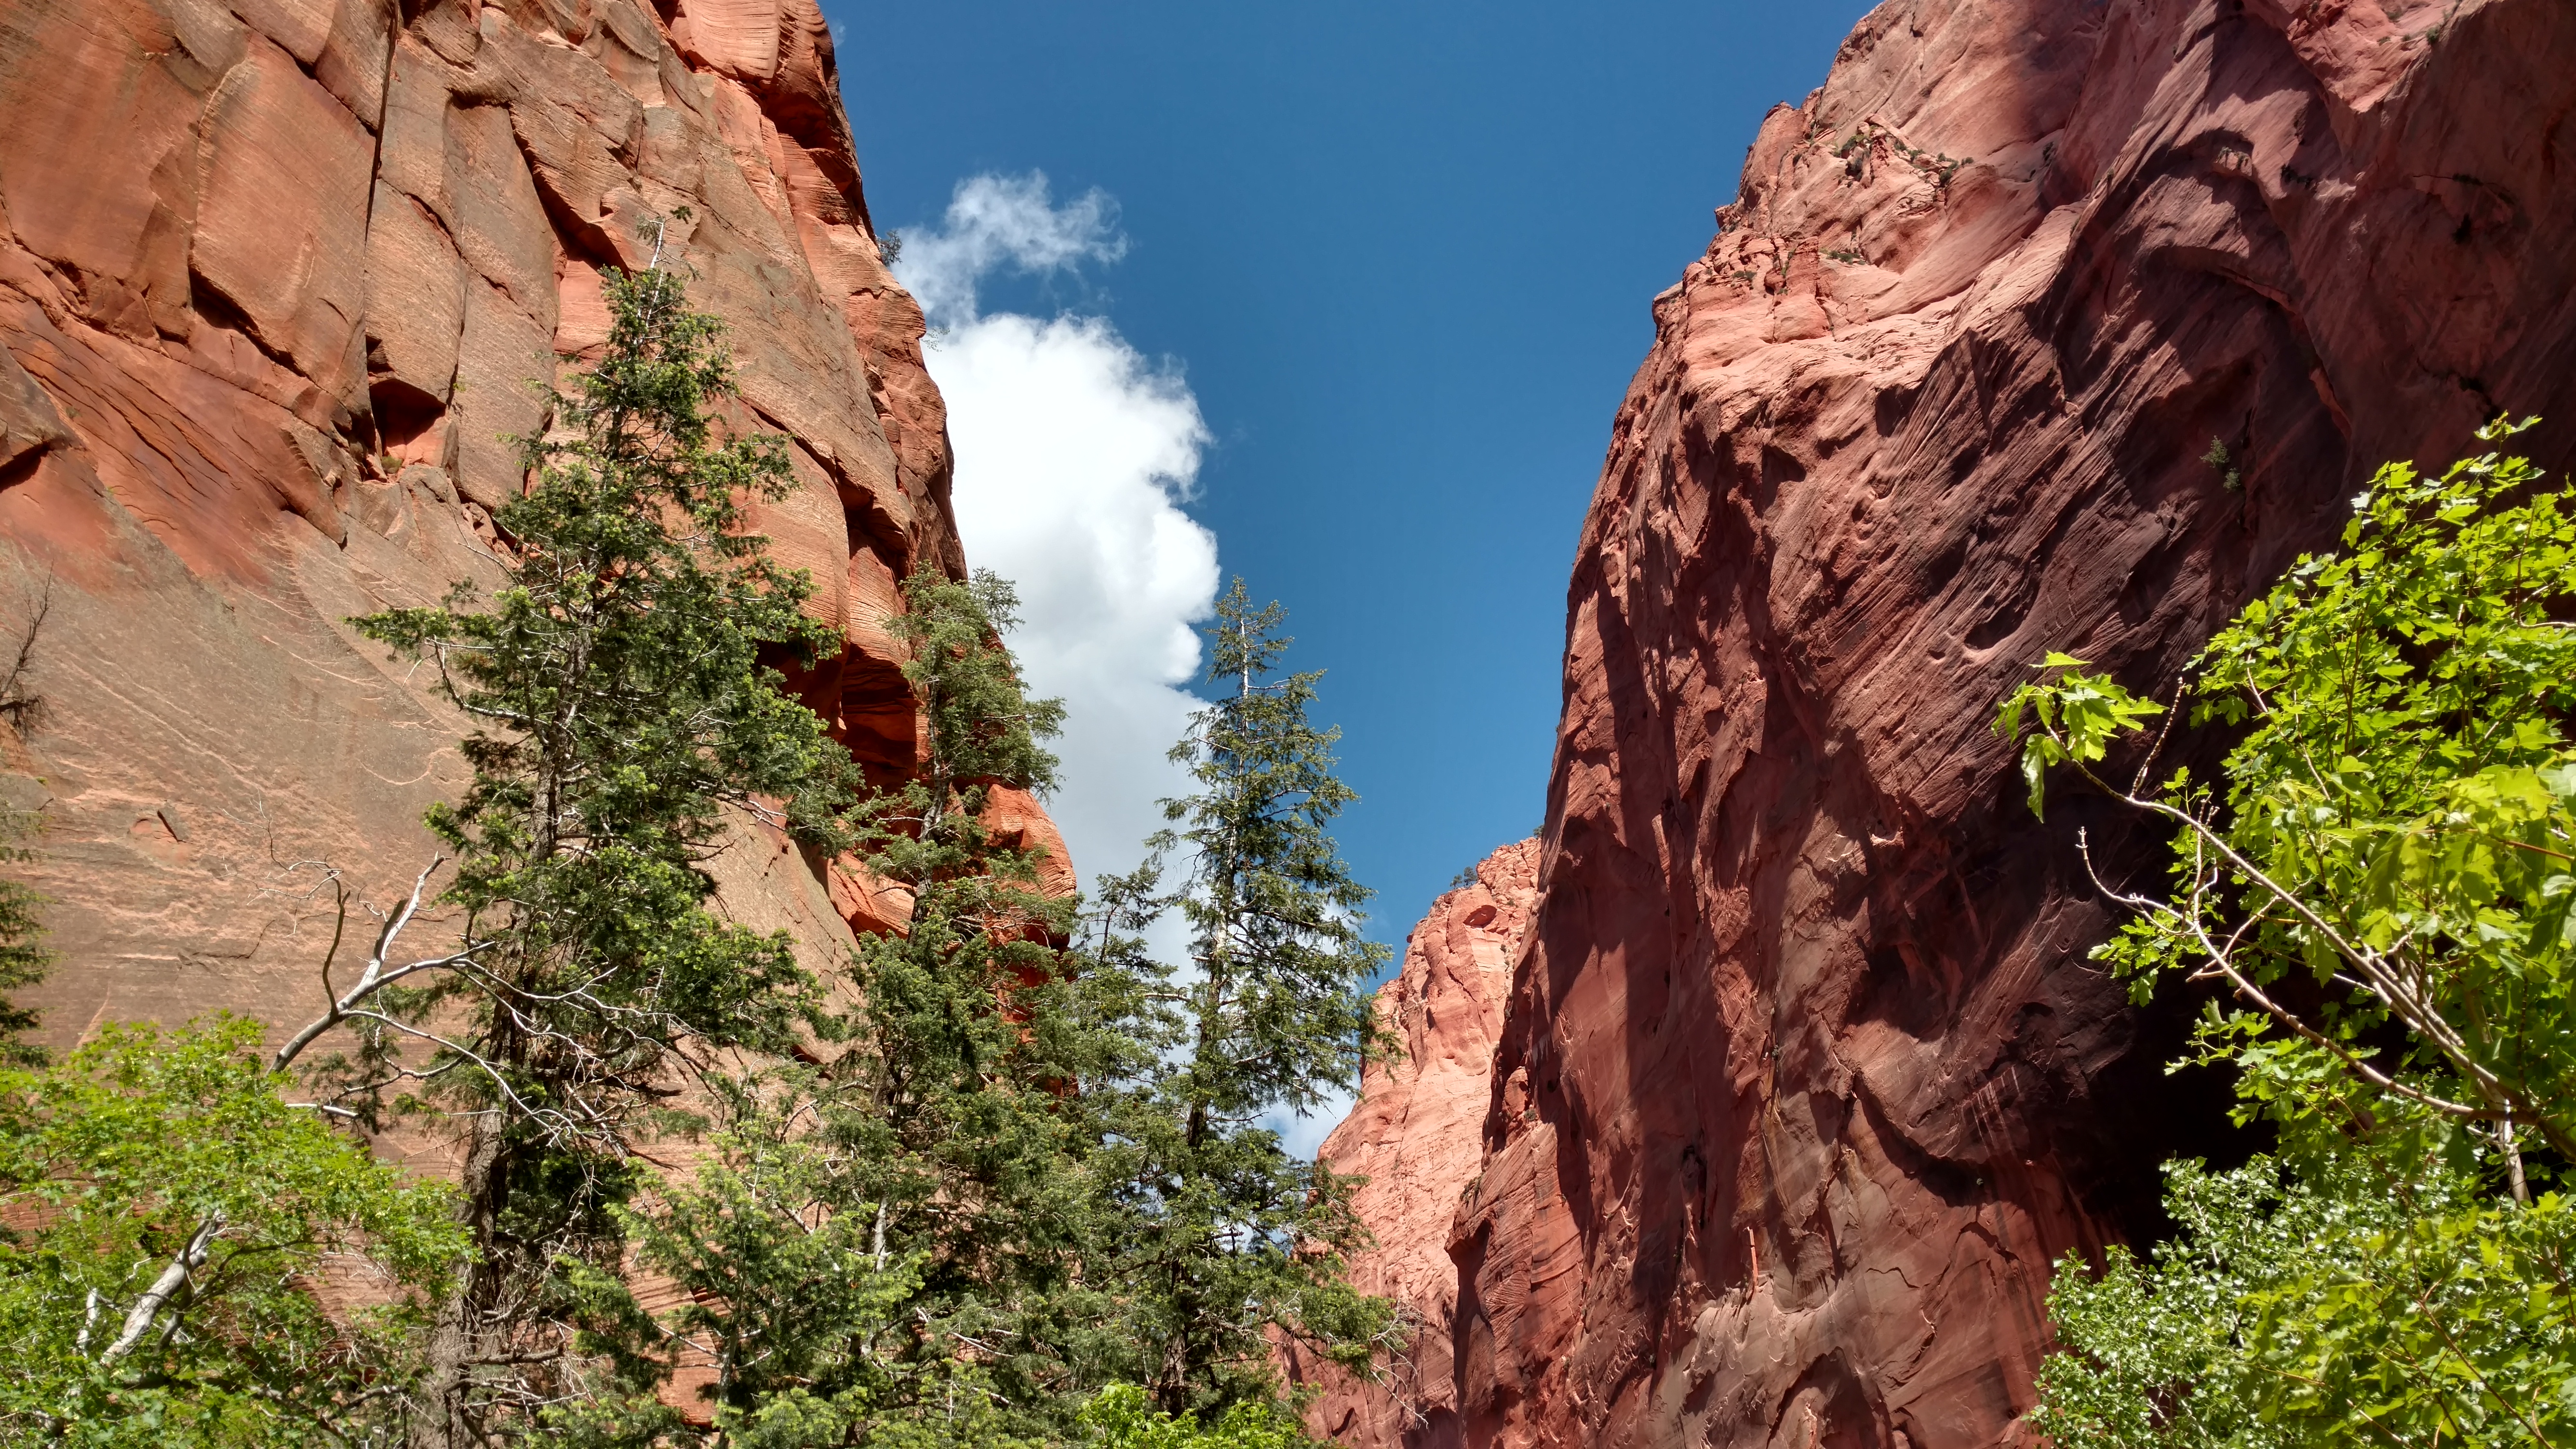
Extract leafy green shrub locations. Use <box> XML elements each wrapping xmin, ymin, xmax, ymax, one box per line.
<box><xmin>1078</xmin><ymin>1384</ymin><xmax>1313</xmax><ymax>1449</ymax></box>
<box><xmin>2001</xmin><ymin>419</ymin><xmax>2576</xmax><ymax>1445</ymax></box>
<box><xmin>0</xmin><ymin>1018</ymin><xmax>465</xmax><ymax>1445</ymax></box>
<box><xmin>2033</xmin><ymin>1159</ymin><xmax>2576</xmax><ymax>1447</ymax></box>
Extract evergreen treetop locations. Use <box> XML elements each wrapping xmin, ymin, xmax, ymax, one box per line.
<box><xmin>1089</xmin><ymin>579</ymin><xmax>1397</xmax><ymax>1417</ymax></box>
<box><xmin>1161</xmin><ymin>579</ymin><xmax>1390</xmax><ymax>1131</ymax></box>
<box><xmin>284</xmin><ymin>242</ymin><xmax>867</xmax><ymax>1445</ymax></box>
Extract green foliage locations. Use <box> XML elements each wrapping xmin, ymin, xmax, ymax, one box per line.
<box><xmin>818</xmin><ymin>566</ymin><xmax>1113</xmax><ymax>1434</ymax></box>
<box><xmin>864</xmin><ymin>566</ymin><xmax>1067</xmax><ymax>859</ymax></box>
<box><xmin>1995</xmin><ymin>652</ymin><xmax>2166</xmax><ymax>819</ymax></box>
<box><xmin>0</xmin><ymin>1018</ymin><xmax>466</xmax><ymax>1445</ymax></box>
<box><xmin>1998</xmin><ymin>418</ymin><xmax>2576</xmax><ymax>1154</ymax></box>
<box><xmin>2034</xmin><ymin>1158</ymin><xmax>2576</xmax><ymax>1448</ymax></box>
<box><xmin>322</xmin><ymin>252</ymin><xmax>864</xmax><ymax>1438</ymax></box>
<box><xmin>1091</xmin><ymin>579</ymin><xmax>1398</xmax><ymax>1416</ymax></box>
<box><xmin>1162</xmin><ymin>581</ymin><xmax>1390</xmax><ymax>1129</ymax></box>
<box><xmin>0</xmin><ymin>819</ymin><xmax>48</xmax><ymax>1068</ymax></box>
<box><xmin>2203</xmin><ymin>437</ymin><xmax>2243</xmax><ymax>493</ymax></box>
<box><xmin>0</xmin><ymin>593</ymin><xmax>52</xmax><ymax>1067</ymax></box>
<box><xmin>568</xmin><ymin>567</ymin><xmax>1126</xmax><ymax>1445</ymax></box>
<box><xmin>2001</xmin><ymin>419</ymin><xmax>2576</xmax><ymax>1445</ymax></box>
<box><xmin>595</xmin><ymin>580</ymin><xmax>1402</xmax><ymax>1438</ymax></box>
<box><xmin>573</xmin><ymin>1069</ymin><xmax>1072</xmax><ymax>1449</ymax></box>
<box><xmin>1078</xmin><ymin>1384</ymin><xmax>1315</xmax><ymax>1449</ymax></box>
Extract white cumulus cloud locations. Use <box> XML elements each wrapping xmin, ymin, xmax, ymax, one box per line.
<box><xmin>898</xmin><ymin>174</ymin><xmax>1355</xmax><ymax>1162</ymax></box>
<box><xmin>897</xmin><ymin>174</ymin><xmax>1217</xmax><ymax>899</ymax></box>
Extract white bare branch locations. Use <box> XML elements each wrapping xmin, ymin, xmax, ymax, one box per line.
<box><xmin>274</xmin><ymin>858</ymin><xmax>487</xmax><ymax>1075</ymax></box>
<box><xmin>98</xmin><ymin>1214</ymin><xmax>221</xmax><ymax>1364</ymax></box>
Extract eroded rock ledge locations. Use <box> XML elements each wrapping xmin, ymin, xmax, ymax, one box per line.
<box><xmin>0</xmin><ymin>0</ymin><xmax>1065</xmax><ymax>1057</ymax></box>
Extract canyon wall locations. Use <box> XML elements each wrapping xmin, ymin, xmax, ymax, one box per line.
<box><xmin>1302</xmin><ymin>838</ymin><xmax>1543</xmax><ymax>1447</ymax></box>
<box><xmin>0</xmin><ymin>0</ymin><xmax>1058</xmax><ymax>1065</ymax></box>
<box><xmin>1333</xmin><ymin>1</ymin><xmax>2576</xmax><ymax>1446</ymax></box>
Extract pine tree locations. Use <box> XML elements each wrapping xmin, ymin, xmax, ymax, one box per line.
<box><xmin>0</xmin><ymin>594</ymin><xmax>52</xmax><ymax>1067</ymax></box>
<box><xmin>1104</xmin><ymin>580</ymin><xmax>1398</xmax><ymax>1416</ymax></box>
<box><xmin>828</xmin><ymin>567</ymin><xmax>1098</xmax><ymax>1430</ymax></box>
<box><xmin>281</xmin><ymin>239</ymin><xmax>863</xmax><ymax>1447</ymax></box>
<box><xmin>594</xmin><ymin>568</ymin><xmax>1152</xmax><ymax>1445</ymax></box>
<box><xmin>0</xmin><ymin>826</ymin><xmax>45</xmax><ymax>1070</ymax></box>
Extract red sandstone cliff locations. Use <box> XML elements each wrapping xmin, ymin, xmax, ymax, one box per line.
<box><xmin>1337</xmin><ymin>1</ymin><xmax>2576</xmax><ymax>1445</ymax></box>
<box><xmin>1301</xmin><ymin>838</ymin><xmax>1543</xmax><ymax>1445</ymax></box>
<box><xmin>0</xmin><ymin>0</ymin><xmax>1064</xmax><ymax>1052</ymax></box>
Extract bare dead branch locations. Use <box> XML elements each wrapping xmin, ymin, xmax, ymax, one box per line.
<box><xmin>0</xmin><ymin>573</ymin><xmax>52</xmax><ymax>735</ymax></box>
<box><xmin>99</xmin><ymin>1215</ymin><xmax>221</xmax><ymax>1364</ymax></box>
<box><xmin>273</xmin><ymin>858</ymin><xmax>476</xmax><ymax>1074</ymax></box>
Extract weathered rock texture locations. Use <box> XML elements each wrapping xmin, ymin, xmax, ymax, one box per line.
<box><xmin>0</xmin><ymin>0</ymin><xmax>1059</xmax><ymax>1060</ymax></box>
<box><xmin>1340</xmin><ymin>1</ymin><xmax>2576</xmax><ymax>1445</ymax></box>
<box><xmin>1299</xmin><ymin>838</ymin><xmax>1543</xmax><ymax>1446</ymax></box>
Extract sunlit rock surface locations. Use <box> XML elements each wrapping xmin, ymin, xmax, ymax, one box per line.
<box><xmin>0</xmin><ymin>0</ymin><xmax>1026</xmax><ymax>1060</ymax></box>
<box><xmin>1294</xmin><ymin>838</ymin><xmax>1542</xmax><ymax>1446</ymax></box>
<box><xmin>1325</xmin><ymin>0</ymin><xmax>2576</xmax><ymax>1444</ymax></box>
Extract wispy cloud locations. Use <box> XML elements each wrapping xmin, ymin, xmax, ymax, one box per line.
<box><xmin>896</xmin><ymin>172</ymin><xmax>1128</xmax><ymax>328</ymax></box>
<box><xmin>899</xmin><ymin>173</ymin><xmax>1216</xmax><ymax>909</ymax></box>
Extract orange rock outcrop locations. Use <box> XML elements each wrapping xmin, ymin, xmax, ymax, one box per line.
<box><xmin>0</xmin><ymin>0</ymin><xmax>1032</xmax><ymax>1049</ymax></box>
<box><xmin>1297</xmin><ymin>838</ymin><xmax>1542</xmax><ymax>1445</ymax></box>
<box><xmin>1329</xmin><ymin>1</ymin><xmax>2576</xmax><ymax>1445</ymax></box>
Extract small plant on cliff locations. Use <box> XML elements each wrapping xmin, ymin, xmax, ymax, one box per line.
<box><xmin>2202</xmin><ymin>436</ymin><xmax>2242</xmax><ymax>493</ymax></box>
<box><xmin>280</xmin><ymin>240</ymin><xmax>864</xmax><ymax>1445</ymax></box>
<box><xmin>2000</xmin><ymin>418</ymin><xmax>2576</xmax><ymax>1445</ymax></box>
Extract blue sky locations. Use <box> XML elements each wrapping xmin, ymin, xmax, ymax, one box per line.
<box><xmin>822</xmin><ymin>3</ymin><xmax>1878</xmax><ymax>1099</ymax></box>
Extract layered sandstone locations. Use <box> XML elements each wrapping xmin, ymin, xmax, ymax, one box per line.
<box><xmin>1347</xmin><ymin>1</ymin><xmax>2576</xmax><ymax>1446</ymax></box>
<box><xmin>0</xmin><ymin>0</ymin><xmax>1062</xmax><ymax>1057</ymax></box>
<box><xmin>1299</xmin><ymin>838</ymin><xmax>1543</xmax><ymax>1445</ymax></box>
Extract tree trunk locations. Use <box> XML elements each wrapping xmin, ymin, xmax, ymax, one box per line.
<box><xmin>413</xmin><ymin>1115</ymin><xmax>504</xmax><ymax>1449</ymax></box>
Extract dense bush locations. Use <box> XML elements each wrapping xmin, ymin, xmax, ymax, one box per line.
<box><xmin>2004</xmin><ymin>420</ymin><xmax>2576</xmax><ymax>1446</ymax></box>
<box><xmin>0</xmin><ymin>1019</ymin><xmax>465</xmax><ymax>1445</ymax></box>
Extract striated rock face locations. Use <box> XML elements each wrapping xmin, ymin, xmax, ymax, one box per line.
<box><xmin>0</xmin><ymin>0</ymin><xmax>1046</xmax><ymax>1058</ymax></box>
<box><xmin>1343</xmin><ymin>1</ymin><xmax>2576</xmax><ymax>1445</ymax></box>
<box><xmin>1300</xmin><ymin>838</ymin><xmax>1543</xmax><ymax>1447</ymax></box>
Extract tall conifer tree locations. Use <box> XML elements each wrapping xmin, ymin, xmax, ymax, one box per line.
<box><xmin>588</xmin><ymin>570</ymin><xmax>1152</xmax><ymax>1446</ymax></box>
<box><xmin>0</xmin><ymin>598</ymin><xmax>50</xmax><ymax>1067</ymax></box>
<box><xmin>1102</xmin><ymin>580</ymin><xmax>1398</xmax><ymax>1416</ymax></box>
<box><xmin>287</xmin><ymin>238</ymin><xmax>862</xmax><ymax>1446</ymax></box>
